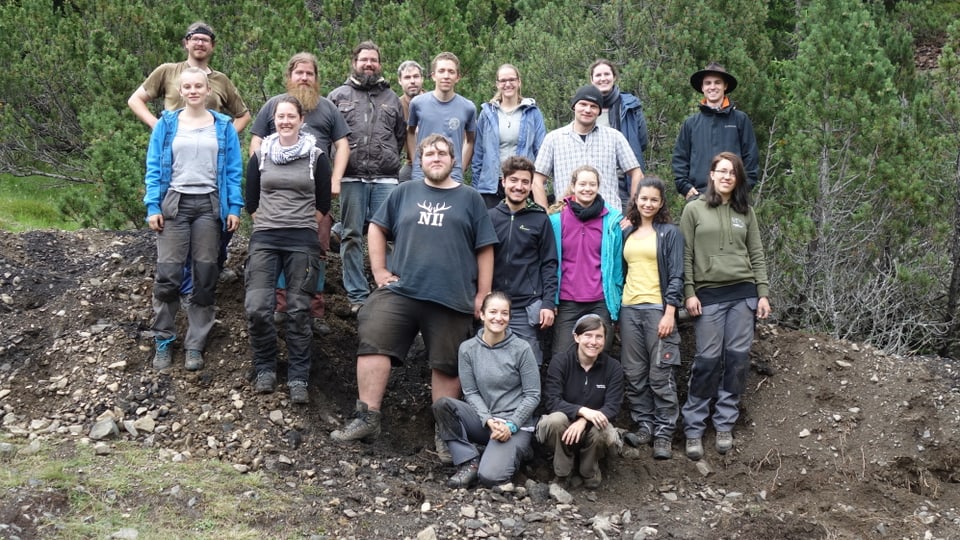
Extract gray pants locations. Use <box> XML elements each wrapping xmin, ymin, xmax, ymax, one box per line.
<box><xmin>245</xmin><ymin>242</ymin><xmax>319</xmax><ymax>382</ymax></box>
<box><xmin>682</xmin><ymin>298</ymin><xmax>757</xmax><ymax>437</ymax></box>
<box><xmin>152</xmin><ymin>192</ymin><xmax>220</xmax><ymax>350</ymax></box>
<box><xmin>619</xmin><ymin>306</ymin><xmax>681</xmax><ymax>439</ymax></box>
<box><xmin>536</xmin><ymin>411</ymin><xmax>617</xmax><ymax>481</ymax></box>
<box><xmin>552</xmin><ymin>300</ymin><xmax>613</xmax><ymax>359</ymax></box>
<box><xmin>432</xmin><ymin>397</ymin><xmax>532</xmax><ymax>486</ymax></box>
<box><xmin>509</xmin><ymin>306</ymin><xmax>543</xmax><ymax>365</ymax></box>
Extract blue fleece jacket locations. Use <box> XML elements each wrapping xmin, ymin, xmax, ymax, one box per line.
<box><xmin>470</xmin><ymin>98</ymin><xmax>546</xmax><ymax>194</ymax></box>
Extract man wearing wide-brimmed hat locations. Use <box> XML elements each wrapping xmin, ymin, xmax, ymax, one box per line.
<box><xmin>672</xmin><ymin>62</ymin><xmax>758</xmax><ymax>200</ymax></box>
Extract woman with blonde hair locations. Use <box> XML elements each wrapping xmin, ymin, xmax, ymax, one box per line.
<box><xmin>471</xmin><ymin>64</ymin><xmax>546</xmax><ymax>208</ymax></box>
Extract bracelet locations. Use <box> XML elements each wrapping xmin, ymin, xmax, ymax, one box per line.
<box><xmin>505</xmin><ymin>421</ymin><xmax>518</xmax><ymax>434</ymax></box>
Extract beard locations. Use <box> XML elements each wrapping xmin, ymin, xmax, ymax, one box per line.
<box><xmin>351</xmin><ymin>70</ymin><xmax>381</xmax><ymax>88</ymax></box>
<box><xmin>285</xmin><ymin>80</ymin><xmax>320</xmax><ymax>111</ymax></box>
<box><xmin>423</xmin><ymin>161</ymin><xmax>454</xmax><ymax>184</ymax></box>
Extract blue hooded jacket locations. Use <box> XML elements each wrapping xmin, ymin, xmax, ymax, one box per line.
<box><xmin>143</xmin><ymin>109</ymin><xmax>244</xmax><ymax>229</ymax></box>
<box><xmin>470</xmin><ymin>98</ymin><xmax>546</xmax><ymax>194</ymax></box>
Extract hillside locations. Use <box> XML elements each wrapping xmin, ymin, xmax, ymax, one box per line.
<box><xmin>0</xmin><ymin>229</ymin><xmax>958</xmax><ymax>539</ymax></box>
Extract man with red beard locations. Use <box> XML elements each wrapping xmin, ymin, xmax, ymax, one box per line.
<box><xmin>250</xmin><ymin>52</ymin><xmax>351</xmax><ymax>336</ymax></box>
<box><xmin>128</xmin><ymin>21</ymin><xmax>250</xmax><ymax>132</ymax></box>
<box><xmin>328</xmin><ymin>42</ymin><xmax>406</xmax><ymax>315</ymax></box>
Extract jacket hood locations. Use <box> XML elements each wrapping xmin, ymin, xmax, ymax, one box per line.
<box><xmin>345</xmin><ymin>76</ymin><xmax>391</xmax><ymax>91</ymax></box>
<box><xmin>698</xmin><ymin>96</ymin><xmax>735</xmax><ymax>115</ymax></box>
<box><xmin>474</xmin><ymin>328</ymin><xmax>516</xmax><ymax>350</ymax></box>
<box><xmin>492</xmin><ymin>198</ymin><xmax>546</xmax><ymax>216</ymax></box>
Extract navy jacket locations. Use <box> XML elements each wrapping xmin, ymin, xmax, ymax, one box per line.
<box><xmin>543</xmin><ymin>348</ymin><xmax>624</xmax><ymax>423</ymax></box>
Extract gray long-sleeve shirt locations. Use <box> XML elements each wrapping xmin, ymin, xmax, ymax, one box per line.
<box><xmin>458</xmin><ymin>329</ymin><xmax>541</xmax><ymax>428</ymax></box>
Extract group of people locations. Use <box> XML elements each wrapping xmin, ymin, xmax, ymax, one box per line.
<box><xmin>132</xmin><ymin>21</ymin><xmax>770</xmax><ymax>489</ymax></box>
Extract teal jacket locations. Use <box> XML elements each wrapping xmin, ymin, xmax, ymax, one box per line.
<box><xmin>143</xmin><ymin>109</ymin><xmax>244</xmax><ymax>229</ymax></box>
<box><xmin>549</xmin><ymin>202</ymin><xmax>625</xmax><ymax>320</ymax></box>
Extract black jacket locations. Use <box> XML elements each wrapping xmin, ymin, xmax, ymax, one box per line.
<box><xmin>621</xmin><ymin>222</ymin><xmax>684</xmax><ymax>308</ymax></box>
<box><xmin>543</xmin><ymin>348</ymin><xmax>624</xmax><ymax>423</ymax></box>
<box><xmin>488</xmin><ymin>200</ymin><xmax>559</xmax><ymax>310</ymax></box>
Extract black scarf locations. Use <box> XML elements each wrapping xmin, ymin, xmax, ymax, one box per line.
<box><xmin>601</xmin><ymin>86</ymin><xmax>622</xmax><ymax>131</ymax></box>
<box><xmin>567</xmin><ymin>195</ymin><xmax>605</xmax><ymax>222</ymax></box>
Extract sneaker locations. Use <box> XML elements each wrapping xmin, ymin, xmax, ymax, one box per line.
<box><xmin>446</xmin><ymin>458</ymin><xmax>479</xmax><ymax>489</ymax></box>
<box><xmin>716</xmin><ymin>431</ymin><xmax>734</xmax><ymax>454</ymax></box>
<box><xmin>435</xmin><ymin>427</ymin><xmax>453</xmax><ymax>465</ymax></box>
<box><xmin>184</xmin><ymin>349</ymin><xmax>204</xmax><ymax>371</ymax></box>
<box><xmin>330</xmin><ymin>400</ymin><xmax>382</xmax><ymax>442</ymax></box>
<box><xmin>685</xmin><ymin>437</ymin><xmax>704</xmax><ymax>461</ymax></box>
<box><xmin>289</xmin><ymin>380</ymin><xmax>308</xmax><ymax>404</ymax></box>
<box><xmin>653</xmin><ymin>437</ymin><xmax>672</xmax><ymax>460</ymax></box>
<box><xmin>254</xmin><ymin>371</ymin><xmax>277</xmax><ymax>394</ymax></box>
<box><xmin>624</xmin><ymin>429</ymin><xmax>652</xmax><ymax>448</ymax></box>
<box><xmin>153</xmin><ymin>337</ymin><xmax>174</xmax><ymax>370</ymax></box>
<box><xmin>350</xmin><ymin>303</ymin><xmax>363</xmax><ymax>316</ymax></box>
<box><xmin>583</xmin><ymin>470</ymin><xmax>602</xmax><ymax>490</ymax></box>
<box><xmin>311</xmin><ymin>319</ymin><xmax>331</xmax><ymax>336</ymax></box>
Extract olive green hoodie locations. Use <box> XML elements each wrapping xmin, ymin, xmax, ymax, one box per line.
<box><xmin>679</xmin><ymin>198</ymin><xmax>769</xmax><ymax>300</ymax></box>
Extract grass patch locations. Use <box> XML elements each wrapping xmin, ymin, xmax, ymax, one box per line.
<box><xmin>0</xmin><ymin>438</ymin><xmax>332</xmax><ymax>539</ymax></box>
<box><xmin>0</xmin><ymin>175</ymin><xmax>90</xmax><ymax>231</ymax></box>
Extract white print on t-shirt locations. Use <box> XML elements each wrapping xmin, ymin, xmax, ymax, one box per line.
<box><xmin>446</xmin><ymin>118</ymin><xmax>461</xmax><ymax>132</ymax></box>
<box><xmin>731</xmin><ymin>217</ymin><xmax>746</xmax><ymax>229</ymax></box>
<box><xmin>417</xmin><ymin>201</ymin><xmax>452</xmax><ymax>227</ymax></box>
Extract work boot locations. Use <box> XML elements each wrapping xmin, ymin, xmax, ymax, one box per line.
<box><xmin>254</xmin><ymin>371</ymin><xmax>277</xmax><ymax>394</ymax></box>
<box><xmin>716</xmin><ymin>431</ymin><xmax>734</xmax><ymax>454</ymax></box>
<box><xmin>312</xmin><ymin>318</ymin><xmax>331</xmax><ymax>336</ymax></box>
<box><xmin>446</xmin><ymin>458</ymin><xmax>479</xmax><ymax>489</ymax></box>
<box><xmin>184</xmin><ymin>349</ymin><xmax>204</xmax><ymax>371</ymax></box>
<box><xmin>624</xmin><ymin>428</ymin><xmax>652</xmax><ymax>448</ymax></box>
<box><xmin>435</xmin><ymin>424</ymin><xmax>453</xmax><ymax>465</ymax></box>
<box><xmin>653</xmin><ymin>437</ymin><xmax>672</xmax><ymax>460</ymax></box>
<box><xmin>288</xmin><ymin>380</ymin><xmax>308</xmax><ymax>404</ymax></box>
<box><xmin>331</xmin><ymin>400</ymin><xmax>382</xmax><ymax>442</ymax></box>
<box><xmin>583</xmin><ymin>470</ymin><xmax>603</xmax><ymax>490</ymax></box>
<box><xmin>685</xmin><ymin>437</ymin><xmax>704</xmax><ymax>461</ymax></box>
<box><xmin>153</xmin><ymin>337</ymin><xmax>173</xmax><ymax>370</ymax></box>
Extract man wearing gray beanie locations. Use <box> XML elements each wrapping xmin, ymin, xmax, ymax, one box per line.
<box><xmin>533</xmin><ymin>85</ymin><xmax>642</xmax><ymax>209</ymax></box>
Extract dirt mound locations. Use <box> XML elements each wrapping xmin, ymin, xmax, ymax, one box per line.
<box><xmin>1</xmin><ymin>229</ymin><xmax>958</xmax><ymax>538</ymax></box>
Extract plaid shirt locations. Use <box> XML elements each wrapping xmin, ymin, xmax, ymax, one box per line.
<box><xmin>534</xmin><ymin>123</ymin><xmax>640</xmax><ymax>208</ymax></box>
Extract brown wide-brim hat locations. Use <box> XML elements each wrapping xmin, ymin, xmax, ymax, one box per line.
<box><xmin>690</xmin><ymin>62</ymin><xmax>738</xmax><ymax>94</ymax></box>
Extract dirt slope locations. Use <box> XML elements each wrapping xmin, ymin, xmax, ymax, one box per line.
<box><xmin>0</xmin><ymin>229</ymin><xmax>958</xmax><ymax>539</ymax></box>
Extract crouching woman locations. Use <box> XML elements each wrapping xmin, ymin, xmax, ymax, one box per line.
<box><xmin>537</xmin><ymin>314</ymin><xmax>624</xmax><ymax>489</ymax></box>
<box><xmin>433</xmin><ymin>292</ymin><xmax>541</xmax><ymax>488</ymax></box>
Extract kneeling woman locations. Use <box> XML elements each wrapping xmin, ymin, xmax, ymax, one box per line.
<box><xmin>245</xmin><ymin>95</ymin><xmax>332</xmax><ymax>404</ymax></box>
<box><xmin>433</xmin><ymin>292</ymin><xmax>541</xmax><ymax>488</ymax></box>
<box><xmin>537</xmin><ymin>314</ymin><xmax>624</xmax><ymax>489</ymax></box>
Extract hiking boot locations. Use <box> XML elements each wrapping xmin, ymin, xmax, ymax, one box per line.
<box><xmin>446</xmin><ymin>458</ymin><xmax>479</xmax><ymax>489</ymax></box>
<box><xmin>153</xmin><ymin>337</ymin><xmax>174</xmax><ymax>370</ymax></box>
<box><xmin>184</xmin><ymin>349</ymin><xmax>204</xmax><ymax>371</ymax></box>
<box><xmin>685</xmin><ymin>437</ymin><xmax>704</xmax><ymax>461</ymax></box>
<box><xmin>716</xmin><ymin>431</ymin><xmax>734</xmax><ymax>454</ymax></box>
<box><xmin>583</xmin><ymin>470</ymin><xmax>603</xmax><ymax>490</ymax></box>
<box><xmin>330</xmin><ymin>400</ymin><xmax>382</xmax><ymax>442</ymax></box>
<box><xmin>311</xmin><ymin>319</ymin><xmax>331</xmax><ymax>336</ymax></box>
<box><xmin>289</xmin><ymin>380</ymin><xmax>308</xmax><ymax>404</ymax></box>
<box><xmin>254</xmin><ymin>371</ymin><xmax>277</xmax><ymax>394</ymax></box>
<box><xmin>653</xmin><ymin>437</ymin><xmax>672</xmax><ymax>460</ymax></box>
<box><xmin>435</xmin><ymin>425</ymin><xmax>453</xmax><ymax>465</ymax></box>
<box><xmin>624</xmin><ymin>428</ymin><xmax>652</xmax><ymax>448</ymax></box>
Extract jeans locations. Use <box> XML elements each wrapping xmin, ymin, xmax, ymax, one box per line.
<box><xmin>340</xmin><ymin>180</ymin><xmax>396</xmax><ymax>304</ymax></box>
<box><xmin>152</xmin><ymin>193</ymin><xmax>219</xmax><ymax>350</ymax></box>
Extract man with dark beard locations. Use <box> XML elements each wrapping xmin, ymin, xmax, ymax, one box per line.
<box><xmin>328</xmin><ymin>42</ymin><xmax>406</xmax><ymax>315</ymax></box>
<box><xmin>250</xmin><ymin>52</ymin><xmax>351</xmax><ymax>336</ymax></box>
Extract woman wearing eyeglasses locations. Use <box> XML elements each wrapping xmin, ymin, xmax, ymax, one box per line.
<box><xmin>471</xmin><ymin>64</ymin><xmax>546</xmax><ymax>208</ymax></box>
<box><xmin>679</xmin><ymin>152</ymin><xmax>770</xmax><ymax>461</ymax></box>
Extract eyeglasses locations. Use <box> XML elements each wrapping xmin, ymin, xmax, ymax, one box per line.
<box><xmin>712</xmin><ymin>169</ymin><xmax>736</xmax><ymax>177</ymax></box>
<box><xmin>188</xmin><ymin>36</ymin><xmax>212</xmax><ymax>44</ymax></box>
<box><xmin>496</xmin><ymin>77</ymin><xmax>519</xmax><ymax>84</ymax></box>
